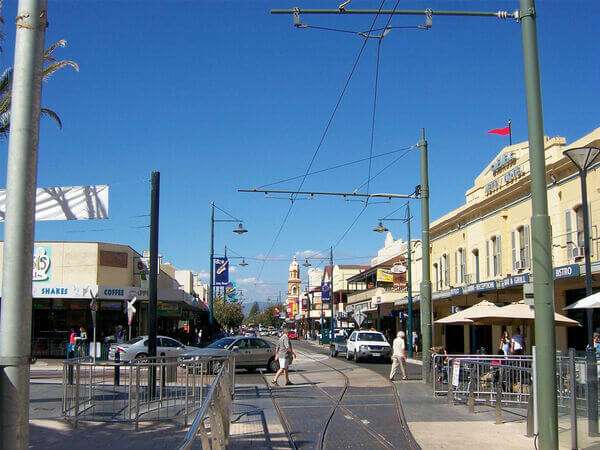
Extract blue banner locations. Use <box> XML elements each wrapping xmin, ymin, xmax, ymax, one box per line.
<box><xmin>321</xmin><ymin>282</ymin><xmax>331</xmax><ymax>302</ymax></box>
<box><xmin>214</xmin><ymin>258</ymin><xmax>229</xmax><ymax>286</ymax></box>
<box><xmin>554</xmin><ymin>264</ymin><xmax>580</xmax><ymax>279</ymax></box>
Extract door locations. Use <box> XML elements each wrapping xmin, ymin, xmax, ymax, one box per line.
<box><xmin>248</xmin><ymin>338</ymin><xmax>273</xmax><ymax>366</ymax></box>
<box><xmin>348</xmin><ymin>332</ymin><xmax>357</xmax><ymax>353</ymax></box>
<box><xmin>161</xmin><ymin>337</ymin><xmax>185</xmax><ymax>357</ymax></box>
<box><xmin>230</xmin><ymin>338</ymin><xmax>251</xmax><ymax>365</ymax></box>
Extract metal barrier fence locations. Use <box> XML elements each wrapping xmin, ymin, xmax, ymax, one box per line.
<box><xmin>176</xmin><ymin>362</ymin><xmax>233</xmax><ymax>450</ymax></box>
<box><xmin>62</xmin><ymin>355</ymin><xmax>235</xmax><ymax>432</ymax></box>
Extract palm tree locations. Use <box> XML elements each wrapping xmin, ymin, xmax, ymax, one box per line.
<box><xmin>0</xmin><ymin>39</ymin><xmax>78</xmax><ymax>138</ymax></box>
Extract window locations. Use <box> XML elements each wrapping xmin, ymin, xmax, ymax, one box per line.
<box><xmin>252</xmin><ymin>339</ymin><xmax>270</xmax><ymax>349</ymax></box>
<box><xmin>433</xmin><ymin>262</ymin><xmax>439</xmax><ymax>291</ymax></box>
<box><xmin>455</xmin><ymin>248</ymin><xmax>466</xmax><ymax>284</ymax></box>
<box><xmin>161</xmin><ymin>338</ymin><xmax>182</xmax><ymax>348</ymax></box>
<box><xmin>575</xmin><ymin>205</ymin><xmax>585</xmax><ymax>247</ymax></box>
<box><xmin>566</xmin><ymin>206</ymin><xmax>593</xmax><ymax>260</ymax></box>
<box><xmin>487</xmin><ymin>235</ymin><xmax>502</xmax><ymax>277</ymax></box>
<box><xmin>442</xmin><ymin>254</ymin><xmax>450</xmax><ymax>287</ymax></box>
<box><xmin>511</xmin><ymin>225</ymin><xmax>531</xmax><ymax>270</ymax></box>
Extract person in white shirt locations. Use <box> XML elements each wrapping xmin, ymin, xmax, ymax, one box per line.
<box><xmin>510</xmin><ymin>327</ymin><xmax>524</xmax><ymax>355</ymax></box>
<box><xmin>390</xmin><ymin>331</ymin><xmax>408</xmax><ymax>381</ymax></box>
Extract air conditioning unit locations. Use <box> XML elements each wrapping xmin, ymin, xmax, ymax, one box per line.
<box><xmin>572</xmin><ymin>247</ymin><xmax>585</xmax><ymax>259</ymax></box>
<box><xmin>515</xmin><ymin>260</ymin><xmax>526</xmax><ymax>270</ymax></box>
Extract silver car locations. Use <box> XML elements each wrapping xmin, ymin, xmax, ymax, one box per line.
<box><xmin>108</xmin><ymin>335</ymin><xmax>191</xmax><ymax>361</ymax></box>
<box><xmin>183</xmin><ymin>336</ymin><xmax>278</xmax><ymax>372</ymax></box>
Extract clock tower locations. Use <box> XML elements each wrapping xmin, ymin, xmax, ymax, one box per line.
<box><xmin>287</xmin><ymin>256</ymin><xmax>301</xmax><ymax>318</ymax></box>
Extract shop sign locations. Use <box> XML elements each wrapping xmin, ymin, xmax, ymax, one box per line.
<box><xmin>97</xmin><ymin>286</ymin><xmax>140</xmax><ymax>300</ymax></box>
<box><xmin>214</xmin><ymin>258</ymin><xmax>229</xmax><ymax>286</ymax></box>
<box><xmin>391</xmin><ymin>263</ymin><xmax>406</xmax><ymax>274</ymax></box>
<box><xmin>32</xmin><ymin>246</ymin><xmax>51</xmax><ymax>282</ymax></box>
<box><xmin>554</xmin><ymin>264</ymin><xmax>580</xmax><ymax>279</ymax></box>
<box><xmin>33</xmin><ymin>284</ymin><xmax>92</xmax><ymax>299</ymax></box>
<box><xmin>450</xmin><ymin>287</ymin><xmax>463</xmax><ymax>296</ymax></box>
<box><xmin>376</xmin><ymin>269</ymin><xmax>394</xmax><ymax>283</ymax></box>
<box><xmin>100</xmin><ymin>301</ymin><xmax>123</xmax><ymax>311</ymax></box>
<box><xmin>158</xmin><ymin>301</ymin><xmax>181</xmax><ymax>317</ymax></box>
<box><xmin>490</xmin><ymin>152</ymin><xmax>516</xmax><ymax>173</ymax></box>
<box><xmin>464</xmin><ymin>280</ymin><xmax>497</xmax><ymax>295</ymax></box>
<box><xmin>292</xmin><ymin>301</ymin><xmax>298</xmax><ymax>315</ymax></box>
<box><xmin>498</xmin><ymin>273</ymin><xmax>530</xmax><ymax>289</ymax></box>
<box><xmin>100</xmin><ymin>250</ymin><xmax>128</xmax><ymax>268</ymax></box>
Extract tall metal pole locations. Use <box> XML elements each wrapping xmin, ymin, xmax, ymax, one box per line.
<box><xmin>148</xmin><ymin>171</ymin><xmax>160</xmax><ymax>396</ymax></box>
<box><xmin>209</xmin><ymin>202</ymin><xmax>215</xmax><ymax>325</ymax></box>
<box><xmin>580</xmin><ymin>170</ymin><xmax>594</xmax><ymax>345</ymax></box>
<box><xmin>330</xmin><ymin>247</ymin><xmax>335</xmax><ymax>343</ymax></box>
<box><xmin>519</xmin><ymin>1</ymin><xmax>557</xmax><ymax>447</ymax></box>
<box><xmin>406</xmin><ymin>202</ymin><xmax>413</xmax><ymax>358</ymax></box>
<box><xmin>419</xmin><ymin>128</ymin><xmax>432</xmax><ymax>383</ymax></box>
<box><xmin>0</xmin><ymin>2</ymin><xmax>47</xmax><ymax>448</ymax></box>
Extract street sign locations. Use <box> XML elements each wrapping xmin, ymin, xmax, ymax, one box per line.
<box><xmin>321</xmin><ymin>282</ymin><xmax>331</xmax><ymax>302</ymax></box>
<box><xmin>452</xmin><ymin>359</ymin><xmax>460</xmax><ymax>387</ymax></box>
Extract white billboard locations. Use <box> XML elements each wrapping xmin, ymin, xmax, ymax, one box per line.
<box><xmin>0</xmin><ymin>185</ymin><xmax>109</xmax><ymax>221</ymax></box>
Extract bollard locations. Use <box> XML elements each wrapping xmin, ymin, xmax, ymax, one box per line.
<box><xmin>569</xmin><ymin>348</ymin><xmax>578</xmax><ymax>448</ymax></box>
<box><xmin>114</xmin><ymin>351</ymin><xmax>120</xmax><ymax>386</ymax></box>
<box><xmin>526</xmin><ymin>389</ymin><xmax>535</xmax><ymax>437</ymax></box>
<box><xmin>495</xmin><ymin>368</ymin><xmax>503</xmax><ymax>424</ymax></box>
<box><xmin>68</xmin><ymin>361</ymin><xmax>74</xmax><ymax>385</ymax></box>
<box><xmin>467</xmin><ymin>373</ymin><xmax>476</xmax><ymax>414</ymax></box>
<box><xmin>447</xmin><ymin>361</ymin><xmax>454</xmax><ymax>405</ymax></box>
<box><xmin>586</xmin><ymin>350</ymin><xmax>599</xmax><ymax>436</ymax></box>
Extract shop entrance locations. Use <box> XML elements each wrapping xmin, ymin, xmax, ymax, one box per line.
<box><xmin>445</xmin><ymin>325</ymin><xmax>464</xmax><ymax>353</ymax></box>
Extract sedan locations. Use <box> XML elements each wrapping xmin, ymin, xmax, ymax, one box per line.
<box><xmin>108</xmin><ymin>336</ymin><xmax>191</xmax><ymax>362</ymax></box>
<box><xmin>182</xmin><ymin>336</ymin><xmax>279</xmax><ymax>372</ymax></box>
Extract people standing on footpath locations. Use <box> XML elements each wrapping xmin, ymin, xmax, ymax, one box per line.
<box><xmin>67</xmin><ymin>327</ymin><xmax>78</xmax><ymax>359</ymax></box>
<box><xmin>272</xmin><ymin>326</ymin><xmax>297</xmax><ymax>386</ymax></box>
<box><xmin>499</xmin><ymin>330</ymin><xmax>511</xmax><ymax>355</ymax></box>
<box><xmin>412</xmin><ymin>330</ymin><xmax>419</xmax><ymax>354</ymax></box>
<box><xmin>510</xmin><ymin>327</ymin><xmax>524</xmax><ymax>355</ymax></box>
<box><xmin>390</xmin><ymin>331</ymin><xmax>408</xmax><ymax>381</ymax></box>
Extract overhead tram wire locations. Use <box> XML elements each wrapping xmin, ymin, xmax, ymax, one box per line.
<box><xmin>256</xmin><ymin>145</ymin><xmax>414</xmax><ymax>190</ymax></box>
<box><xmin>353</xmin><ymin>145</ymin><xmax>416</xmax><ymax>193</ymax></box>
<box><xmin>254</xmin><ymin>0</ymin><xmax>387</xmax><ymax>281</ymax></box>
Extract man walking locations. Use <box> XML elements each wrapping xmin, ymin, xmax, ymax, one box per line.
<box><xmin>272</xmin><ymin>326</ymin><xmax>297</xmax><ymax>386</ymax></box>
<box><xmin>390</xmin><ymin>331</ymin><xmax>408</xmax><ymax>381</ymax></box>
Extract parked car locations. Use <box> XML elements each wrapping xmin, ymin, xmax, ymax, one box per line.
<box><xmin>269</xmin><ymin>330</ymin><xmax>278</xmax><ymax>336</ymax></box>
<box><xmin>244</xmin><ymin>330</ymin><xmax>257</xmax><ymax>337</ymax></box>
<box><xmin>288</xmin><ymin>330</ymin><xmax>298</xmax><ymax>340</ymax></box>
<box><xmin>345</xmin><ymin>331</ymin><xmax>391</xmax><ymax>363</ymax></box>
<box><xmin>108</xmin><ymin>336</ymin><xmax>191</xmax><ymax>362</ymax></box>
<box><xmin>182</xmin><ymin>336</ymin><xmax>279</xmax><ymax>372</ymax></box>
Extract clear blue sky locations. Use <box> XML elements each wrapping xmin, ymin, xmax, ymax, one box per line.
<box><xmin>1</xmin><ymin>1</ymin><xmax>598</xmax><ymax>303</ymax></box>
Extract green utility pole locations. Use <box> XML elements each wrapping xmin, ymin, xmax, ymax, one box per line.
<box><xmin>148</xmin><ymin>171</ymin><xmax>160</xmax><ymax>397</ymax></box>
<box><xmin>0</xmin><ymin>1</ymin><xmax>47</xmax><ymax>448</ymax></box>
<box><xmin>406</xmin><ymin>202</ymin><xmax>413</xmax><ymax>358</ymax></box>
<box><xmin>519</xmin><ymin>0</ymin><xmax>557</xmax><ymax>447</ymax></box>
<box><xmin>419</xmin><ymin>129</ymin><xmax>432</xmax><ymax>383</ymax></box>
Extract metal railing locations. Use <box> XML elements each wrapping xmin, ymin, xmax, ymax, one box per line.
<box><xmin>62</xmin><ymin>354</ymin><xmax>234</xmax><ymax>432</ymax></box>
<box><xmin>177</xmin><ymin>361</ymin><xmax>233</xmax><ymax>449</ymax></box>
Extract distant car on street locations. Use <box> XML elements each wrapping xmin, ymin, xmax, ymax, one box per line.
<box><xmin>182</xmin><ymin>336</ymin><xmax>279</xmax><ymax>372</ymax></box>
<box><xmin>244</xmin><ymin>330</ymin><xmax>257</xmax><ymax>337</ymax></box>
<box><xmin>345</xmin><ymin>331</ymin><xmax>391</xmax><ymax>363</ymax></box>
<box><xmin>108</xmin><ymin>336</ymin><xmax>191</xmax><ymax>362</ymax></box>
<box><xmin>288</xmin><ymin>330</ymin><xmax>298</xmax><ymax>340</ymax></box>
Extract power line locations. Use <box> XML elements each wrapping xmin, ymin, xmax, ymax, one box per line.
<box><xmin>255</xmin><ymin>1</ymin><xmax>387</xmax><ymax>281</ymax></box>
<box><xmin>354</xmin><ymin>145</ymin><xmax>415</xmax><ymax>192</ymax></box>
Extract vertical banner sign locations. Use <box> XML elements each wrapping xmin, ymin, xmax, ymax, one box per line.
<box><xmin>214</xmin><ymin>258</ymin><xmax>229</xmax><ymax>286</ymax></box>
<box><xmin>452</xmin><ymin>359</ymin><xmax>461</xmax><ymax>387</ymax></box>
<box><xmin>321</xmin><ymin>282</ymin><xmax>331</xmax><ymax>302</ymax></box>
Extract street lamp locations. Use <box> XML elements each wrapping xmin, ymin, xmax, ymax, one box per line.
<box><xmin>209</xmin><ymin>202</ymin><xmax>248</xmax><ymax>327</ymax></box>
<box><xmin>563</xmin><ymin>146</ymin><xmax>600</xmax><ymax>346</ymax></box>
<box><xmin>239</xmin><ymin>258</ymin><xmax>249</xmax><ymax>267</ymax></box>
<box><xmin>374</xmin><ymin>202</ymin><xmax>414</xmax><ymax>357</ymax></box>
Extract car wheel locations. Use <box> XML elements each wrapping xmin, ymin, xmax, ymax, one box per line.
<box><xmin>134</xmin><ymin>353</ymin><xmax>148</xmax><ymax>362</ymax></box>
<box><xmin>353</xmin><ymin>351</ymin><xmax>360</xmax><ymax>363</ymax></box>
<box><xmin>268</xmin><ymin>357</ymin><xmax>279</xmax><ymax>373</ymax></box>
<box><xmin>345</xmin><ymin>349</ymin><xmax>351</xmax><ymax>360</ymax></box>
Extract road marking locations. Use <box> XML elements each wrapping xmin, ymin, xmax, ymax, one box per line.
<box><xmin>362</xmin><ymin>419</ymin><xmax>370</xmax><ymax>425</ymax></box>
<box><xmin>344</xmin><ymin>415</ymin><xmax>353</xmax><ymax>420</ymax></box>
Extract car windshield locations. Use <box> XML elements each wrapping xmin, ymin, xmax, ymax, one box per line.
<box><xmin>357</xmin><ymin>333</ymin><xmax>386</xmax><ymax>342</ymax></box>
<box><xmin>124</xmin><ymin>337</ymin><xmax>144</xmax><ymax>345</ymax></box>
<box><xmin>208</xmin><ymin>337</ymin><xmax>235</xmax><ymax>349</ymax></box>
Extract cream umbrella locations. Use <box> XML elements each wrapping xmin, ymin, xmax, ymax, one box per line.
<box><xmin>468</xmin><ymin>300</ymin><xmax>581</xmax><ymax>327</ymax></box>
<box><xmin>434</xmin><ymin>300</ymin><xmax>503</xmax><ymax>325</ymax></box>
<box><xmin>564</xmin><ymin>291</ymin><xmax>600</xmax><ymax>310</ymax></box>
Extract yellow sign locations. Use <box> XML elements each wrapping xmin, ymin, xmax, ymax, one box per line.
<box><xmin>376</xmin><ymin>269</ymin><xmax>393</xmax><ymax>283</ymax></box>
<box><xmin>292</xmin><ymin>301</ymin><xmax>298</xmax><ymax>315</ymax></box>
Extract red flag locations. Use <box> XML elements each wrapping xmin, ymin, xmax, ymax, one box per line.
<box><xmin>487</xmin><ymin>126</ymin><xmax>510</xmax><ymax>136</ymax></box>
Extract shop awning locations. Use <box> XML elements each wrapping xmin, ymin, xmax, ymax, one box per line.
<box><xmin>468</xmin><ymin>300</ymin><xmax>581</xmax><ymax>327</ymax></box>
<box><xmin>434</xmin><ymin>300</ymin><xmax>502</xmax><ymax>325</ymax></box>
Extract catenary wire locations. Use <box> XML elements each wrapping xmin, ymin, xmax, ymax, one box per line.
<box><xmin>255</xmin><ymin>1</ymin><xmax>387</xmax><ymax>281</ymax></box>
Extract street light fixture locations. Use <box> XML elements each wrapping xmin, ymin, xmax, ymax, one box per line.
<box><xmin>209</xmin><ymin>202</ymin><xmax>248</xmax><ymax>327</ymax></box>
<box><xmin>303</xmin><ymin>259</ymin><xmax>311</xmax><ymax>267</ymax></box>
<box><xmin>563</xmin><ymin>146</ymin><xmax>600</xmax><ymax>347</ymax></box>
<box><xmin>373</xmin><ymin>221</ymin><xmax>389</xmax><ymax>234</ymax></box>
<box><xmin>239</xmin><ymin>258</ymin><xmax>249</xmax><ymax>267</ymax></box>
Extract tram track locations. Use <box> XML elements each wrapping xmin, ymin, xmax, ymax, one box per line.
<box><xmin>260</xmin><ymin>348</ymin><xmax>420</xmax><ymax>450</ymax></box>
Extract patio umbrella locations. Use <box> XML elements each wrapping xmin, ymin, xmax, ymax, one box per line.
<box><xmin>468</xmin><ymin>300</ymin><xmax>581</xmax><ymax>327</ymax></box>
<box><xmin>564</xmin><ymin>291</ymin><xmax>600</xmax><ymax>310</ymax></box>
<box><xmin>434</xmin><ymin>300</ymin><xmax>503</xmax><ymax>325</ymax></box>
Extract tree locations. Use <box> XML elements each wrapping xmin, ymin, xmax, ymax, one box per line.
<box><xmin>0</xmin><ymin>40</ymin><xmax>78</xmax><ymax>138</ymax></box>
<box><xmin>213</xmin><ymin>296</ymin><xmax>244</xmax><ymax>330</ymax></box>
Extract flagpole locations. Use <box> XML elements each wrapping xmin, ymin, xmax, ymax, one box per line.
<box><xmin>508</xmin><ymin>119</ymin><xmax>512</xmax><ymax>146</ymax></box>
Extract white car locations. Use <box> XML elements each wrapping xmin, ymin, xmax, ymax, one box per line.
<box><xmin>345</xmin><ymin>330</ymin><xmax>392</xmax><ymax>363</ymax></box>
<box><xmin>108</xmin><ymin>335</ymin><xmax>191</xmax><ymax>362</ymax></box>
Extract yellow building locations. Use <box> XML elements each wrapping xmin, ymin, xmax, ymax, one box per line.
<box><xmin>427</xmin><ymin>127</ymin><xmax>600</xmax><ymax>353</ymax></box>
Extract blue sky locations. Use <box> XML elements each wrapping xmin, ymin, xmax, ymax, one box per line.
<box><xmin>1</xmin><ymin>1</ymin><xmax>598</xmax><ymax>303</ymax></box>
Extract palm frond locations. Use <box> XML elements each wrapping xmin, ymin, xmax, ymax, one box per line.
<box><xmin>44</xmin><ymin>39</ymin><xmax>67</xmax><ymax>61</ymax></box>
<box><xmin>43</xmin><ymin>61</ymin><xmax>79</xmax><ymax>81</ymax></box>
<box><xmin>0</xmin><ymin>91</ymin><xmax>11</xmax><ymax>116</ymax></box>
<box><xmin>40</xmin><ymin>108</ymin><xmax>62</xmax><ymax>129</ymax></box>
<box><xmin>0</xmin><ymin>68</ymin><xmax>13</xmax><ymax>94</ymax></box>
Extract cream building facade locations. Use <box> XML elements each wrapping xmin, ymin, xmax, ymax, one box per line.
<box><xmin>426</xmin><ymin>127</ymin><xmax>600</xmax><ymax>353</ymax></box>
